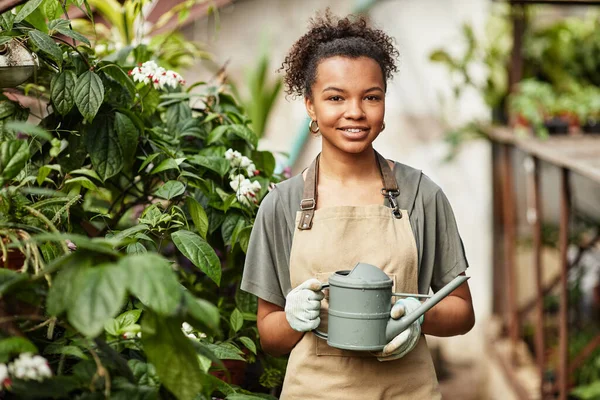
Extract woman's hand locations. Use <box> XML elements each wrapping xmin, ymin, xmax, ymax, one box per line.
<box><xmin>375</xmin><ymin>297</ymin><xmax>422</xmax><ymax>361</ymax></box>
<box><xmin>284</xmin><ymin>278</ymin><xmax>324</xmax><ymax>331</ymax></box>
<box><xmin>257</xmin><ymin>278</ymin><xmax>325</xmax><ymax>357</ymax></box>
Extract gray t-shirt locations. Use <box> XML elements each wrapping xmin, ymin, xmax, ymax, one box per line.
<box><xmin>241</xmin><ymin>161</ymin><xmax>469</xmax><ymax>308</ymax></box>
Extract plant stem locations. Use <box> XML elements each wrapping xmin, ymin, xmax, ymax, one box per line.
<box><xmin>60</xmin><ymin>0</ymin><xmax>77</xmax><ymax>47</ymax></box>
<box><xmin>88</xmin><ymin>347</ymin><xmax>111</xmax><ymax>397</ymax></box>
<box><xmin>52</xmin><ymin>36</ymin><xmax>92</xmax><ymax>70</ymax></box>
<box><xmin>0</xmin><ymin>315</ymin><xmax>46</xmax><ymax>325</ymax></box>
<box><xmin>24</xmin><ymin>206</ymin><xmax>70</xmax><ymax>253</ymax></box>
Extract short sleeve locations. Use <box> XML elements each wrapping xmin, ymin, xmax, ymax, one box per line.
<box><xmin>420</xmin><ymin>186</ymin><xmax>469</xmax><ymax>293</ymax></box>
<box><xmin>431</xmin><ymin>189</ymin><xmax>469</xmax><ymax>291</ymax></box>
<box><xmin>240</xmin><ymin>188</ymin><xmax>293</xmax><ymax>308</ymax></box>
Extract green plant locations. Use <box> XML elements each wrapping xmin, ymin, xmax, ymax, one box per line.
<box><xmin>0</xmin><ymin>0</ymin><xmax>282</xmax><ymax>398</ymax></box>
<box><xmin>429</xmin><ymin>4</ymin><xmax>512</xmax><ymax>117</ymax></box>
<box><xmin>72</xmin><ymin>0</ymin><xmax>211</xmax><ymax>69</ymax></box>
<box><xmin>230</xmin><ymin>40</ymin><xmax>282</xmax><ymax>139</ymax></box>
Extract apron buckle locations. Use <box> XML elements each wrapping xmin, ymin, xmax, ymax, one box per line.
<box><xmin>381</xmin><ymin>189</ymin><xmax>402</xmax><ymax>219</ymax></box>
<box><xmin>300</xmin><ymin>198</ymin><xmax>316</xmax><ymax>210</ymax></box>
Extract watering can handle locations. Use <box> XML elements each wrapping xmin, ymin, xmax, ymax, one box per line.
<box><xmin>312</xmin><ymin>283</ymin><xmax>330</xmax><ymax>340</ymax></box>
<box><xmin>385</xmin><ymin>275</ymin><xmax>470</xmax><ymax>342</ymax></box>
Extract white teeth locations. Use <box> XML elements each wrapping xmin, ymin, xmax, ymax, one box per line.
<box><xmin>344</xmin><ymin>129</ymin><xmax>363</xmax><ymax>133</ymax></box>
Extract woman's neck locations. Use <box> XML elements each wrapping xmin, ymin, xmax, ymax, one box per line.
<box><xmin>319</xmin><ymin>146</ymin><xmax>380</xmax><ymax>185</ymax></box>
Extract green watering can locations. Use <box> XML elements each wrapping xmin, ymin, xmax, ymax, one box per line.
<box><xmin>313</xmin><ymin>262</ymin><xmax>470</xmax><ymax>351</ymax></box>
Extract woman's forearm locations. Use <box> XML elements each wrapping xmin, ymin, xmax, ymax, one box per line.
<box><xmin>421</xmin><ymin>295</ymin><xmax>475</xmax><ymax>337</ymax></box>
<box><xmin>257</xmin><ymin>300</ymin><xmax>304</xmax><ymax>357</ymax></box>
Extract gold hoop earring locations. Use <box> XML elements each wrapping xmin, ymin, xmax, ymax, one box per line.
<box><xmin>309</xmin><ymin>120</ymin><xmax>320</xmax><ymax>133</ymax></box>
<box><xmin>381</xmin><ymin>121</ymin><xmax>386</xmax><ymax>132</ymax></box>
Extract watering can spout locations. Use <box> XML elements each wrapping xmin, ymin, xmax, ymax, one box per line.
<box><xmin>385</xmin><ymin>275</ymin><xmax>470</xmax><ymax>342</ymax></box>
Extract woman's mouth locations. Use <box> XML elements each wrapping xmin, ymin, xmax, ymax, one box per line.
<box><xmin>338</xmin><ymin>127</ymin><xmax>370</xmax><ymax>139</ymax></box>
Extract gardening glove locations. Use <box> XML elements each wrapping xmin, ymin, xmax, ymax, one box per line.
<box><xmin>285</xmin><ymin>278</ymin><xmax>325</xmax><ymax>332</ymax></box>
<box><xmin>376</xmin><ymin>297</ymin><xmax>423</xmax><ymax>362</ymax></box>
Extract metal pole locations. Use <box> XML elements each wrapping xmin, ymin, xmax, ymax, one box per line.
<box><xmin>558</xmin><ymin>168</ymin><xmax>571</xmax><ymax>400</ymax></box>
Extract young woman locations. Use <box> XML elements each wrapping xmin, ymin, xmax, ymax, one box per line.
<box><xmin>241</xmin><ymin>12</ymin><xmax>475</xmax><ymax>399</ymax></box>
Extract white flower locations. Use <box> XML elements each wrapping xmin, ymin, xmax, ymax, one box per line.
<box><xmin>8</xmin><ymin>353</ymin><xmax>52</xmax><ymax>382</ymax></box>
<box><xmin>239</xmin><ymin>156</ymin><xmax>252</xmax><ymax>168</ymax></box>
<box><xmin>229</xmin><ymin>174</ymin><xmax>246</xmax><ymax>192</ymax></box>
<box><xmin>246</xmin><ymin>162</ymin><xmax>257</xmax><ymax>177</ymax></box>
<box><xmin>128</xmin><ymin>61</ymin><xmax>185</xmax><ymax>90</ymax></box>
<box><xmin>186</xmin><ymin>333</ymin><xmax>197</xmax><ymax>339</ymax></box>
<box><xmin>225</xmin><ymin>148</ymin><xmax>242</xmax><ymax>161</ymax></box>
<box><xmin>229</xmin><ymin>176</ymin><xmax>261</xmax><ymax>207</ymax></box>
<box><xmin>182</xmin><ymin>322</ymin><xmax>194</xmax><ymax>334</ymax></box>
<box><xmin>225</xmin><ymin>149</ymin><xmax>259</xmax><ymax>177</ymax></box>
<box><xmin>0</xmin><ymin>363</ymin><xmax>9</xmax><ymax>387</ymax></box>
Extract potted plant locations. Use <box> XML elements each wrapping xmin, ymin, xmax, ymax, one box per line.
<box><xmin>0</xmin><ymin>1</ymin><xmax>282</xmax><ymax>398</ymax></box>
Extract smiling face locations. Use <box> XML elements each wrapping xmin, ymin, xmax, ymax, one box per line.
<box><xmin>305</xmin><ymin>56</ymin><xmax>386</xmax><ymax>157</ymax></box>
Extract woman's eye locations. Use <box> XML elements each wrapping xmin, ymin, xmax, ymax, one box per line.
<box><xmin>328</xmin><ymin>96</ymin><xmax>343</xmax><ymax>101</ymax></box>
<box><xmin>365</xmin><ymin>96</ymin><xmax>381</xmax><ymax>101</ymax></box>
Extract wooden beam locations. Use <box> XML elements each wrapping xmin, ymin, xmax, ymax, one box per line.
<box><xmin>558</xmin><ymin>168</ymin><xmax>571</xmax><ymax>400</ymax></box>
<box><xmin>501</xmin><ymin>144</ymin><xmax>519</xmax><ymax>361</ymax></box>
<box><xmin>508</xmin><ymin>0</ymin><xmax>600</xmax><ymax>5</ymax></box>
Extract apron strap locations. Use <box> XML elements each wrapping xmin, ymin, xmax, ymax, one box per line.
<box><xmin>376</xmin><ymin>152</ymin><xmax>402</xmax><ymax>219</ymax></box>
<box><xmin>298</xmin><ymin>154</ymin><xmax>320</xmax><ymax>230</ymax></box>
<box><xmin>297</xmin><ymin>151</ymin><xmax>401</xmax><ymax>231</ymax></box>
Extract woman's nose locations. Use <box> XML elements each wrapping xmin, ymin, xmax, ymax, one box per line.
<box><xmin>344</xmin><ymin>100</ymin><xmax>366</xmax><ymax>119</ymax></box>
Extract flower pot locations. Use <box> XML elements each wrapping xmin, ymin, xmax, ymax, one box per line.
<box><xmin>544</xmin><ymin>117</ymin><xmax>569</xmax><ymax>135</ymax></box>
<box><xmin>210</xmin><ymin>359</ymin><xmax>248</xmax><ymax>386</ymax></box>
<box><xmin>582</xmin><ymin>119</ymin><xmax>600</xmax><ymax>134</ymax></box>
<box><xmin>1</xmin><ymin>238</ymin><xmax>25</xmax><ymax>271</ymax></box>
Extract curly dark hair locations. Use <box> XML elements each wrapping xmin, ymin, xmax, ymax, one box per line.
<box><xmin>280</xmin><ymin>11</ymin><xmax>399</xmax><ymax>99</ymax></box>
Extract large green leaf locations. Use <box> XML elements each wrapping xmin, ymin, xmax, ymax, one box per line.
<box><xmin>51</xmin><ymin>70</ymin><xmax>77</xmax><ymax>115</ymax></box>
<box><xmin>153</xmin><ymin>180</ymin><xmax>185</xmax><ymax>200</ymax></box>
<box><xmin>229</xmin><ymin>124</ymin><xmax>258</xmax><ymax>149</ymax></box>
<box><xmin>221</xmin><ymin>213</ymin><xmax>244</xmax><ymax>247</ymax></box>
<box><xmin>251</xmin><ymin>150</ymin><xmax>275</xmax><ymax>177</ymax></box>
<box><xmin>102</xmin><ymin>65</ymin><xmax>136</xmax><ymax>99</ymax></box>
<box><xmin>122</xmin><ymin>253</ymin><xmax>182</xmax><ymax>315</ymax></box>
<box><xmin>32</xmin><ymin>233</ymin><xmax>120</xmax><ymax>256</ymax></box>
<box><xmin>0</xmin><ymin>337</ymin><xmax>38</xmax><ymax>363</ymax></box>
<box><xmin>46</xmin><ymin>254</ymin><xmax>91</xmax><ymax>316</ymax></box>
<box><xmin>27</xmin><ymin>30</ymin><xmax>62</xmax><ymax>66</ymax></box>
<box><xmin>188</xmin><ymin>155</ymin><xmax>229</xmax><ymax>177</ymax></box>
<box><xmin>229</xmin><ymin>308</ymin><xmax>243</xmax><ymax>333</ymax></box>
<box><xmin>45</xmin><ymin>1</ymin><xmax>61</xmax><ymax>20</ymax></box>
<box><xmin>15</xmin><ymin>0</ymin><xmax>44</xmax><ymax>23</ymax></box>
<box><xmin>183</xmin><ymin>291</ymin><xmax>219</xmax><ymax>335</ymax></box>
<box><xmin>185</xmin><ymin>197</ymin><xmax>208</xmax><ymax>239</ymax></box>
<box><xmin>0</xmin><ymin>140</ymin><xmax>29</xmax><ymax>184</ymax></box>
<box><xmin>141</xmin><ymin>311</ymin><xmax>205</xmax><ymax>400</ymax></box>
<box><xmin>5</xmin><ymin>121</ymin><xmax>53</xmax><ymax>140</ymax></box>
<box><xmin>85</xmin><ymin>113</ymin><xmax>123</xmax><ymax>181</ymax></box>
<box><xmin>56</xmin><ymin>27</ymin><xmax>91</xmax><ymax>46</ymax></box>
<box><xmin>171</xmin><ymin>230</ymin><xmax>221</xmax><ymax>286</ymax></box>
<box><xmin>206</xmin><ymin>125</ymin><xmax>228</xmax><ymax>145</ymax></box>
<box><xmin>114</xmin><ymin>112</ymin><xmax>139</xmax><ymax>170</ymax></box>
<box><xmin>204</xmin><ymin>343</ymin><xmax>245</xmax><ymax>361</ymax></box>
<box><xmin>0</xmin><ymin>269</ymin><xmax>27</xmax><ymax>296</ymax></box>
<box><xmin>74</xmin><ymin>70</ymin><xmax>104</xmax><ymax>122</ymax></box>
<box><xmin>68</xmin><ymin>263</ymin><xmax>128</xmax><ymax>337</ymax></box>
<box><xmin>0</xmin><ymin>11</ymin><xmax>15</xmax><ymax>31</ymax></box>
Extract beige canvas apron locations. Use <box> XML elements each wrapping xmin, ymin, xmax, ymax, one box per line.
<box><xmin>279</xmin><ymin>152</ymin><xmax>440</xmax><ymax>399</ymax></box>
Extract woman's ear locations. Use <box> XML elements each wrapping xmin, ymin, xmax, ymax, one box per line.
<box><xmin>304</xmin><ymin>96</ymin><xmax>317</xmax><ymax>121</ymax></box>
